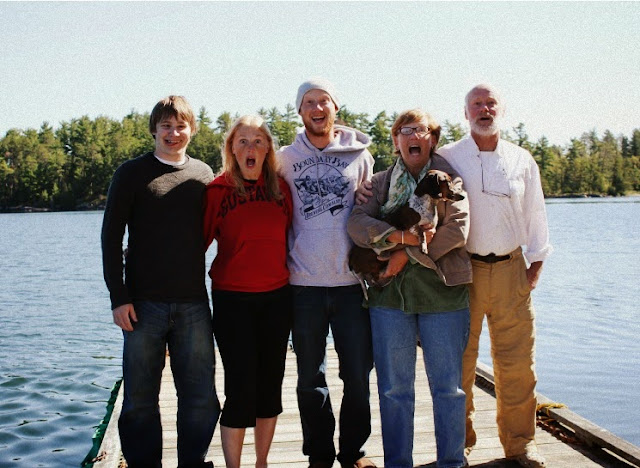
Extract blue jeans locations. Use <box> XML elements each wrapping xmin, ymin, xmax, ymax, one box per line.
<box><xmin>370</xmin><ymin>306</ymin><xmax>469</xmax><ymax>468</ymax></box>
<box><xmin>119</xmin><ymin>301</ymin><xmax>220</xmax><ymax>468</ymax></box>
<box><xmin>291</xmin><ymin>285</ymin><xmax>374</xmax><ymax>466</ymax></box>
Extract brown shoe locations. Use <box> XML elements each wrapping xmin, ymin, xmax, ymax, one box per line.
<box><xmin>355</xmin><ymin>457</ymin><xmax>377</xmax><ymax>468</ymax></box>
<box><xmin>508</xmin><ymin>451</ymin><xmax>546</xmax><ymax>468</ymax></box>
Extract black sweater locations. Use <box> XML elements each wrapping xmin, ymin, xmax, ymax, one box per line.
<box><xmin>101</xmin><ymin>152</ymin><xmax>214</xmax><ymax>309</ymax></box>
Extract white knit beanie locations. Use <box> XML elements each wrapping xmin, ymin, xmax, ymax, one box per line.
<box><xmin>295</xmin><ymin>77</ymin><xmax>340</xmax><ymax>113</ymax></box>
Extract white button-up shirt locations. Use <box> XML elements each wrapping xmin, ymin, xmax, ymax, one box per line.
<box><xmin>438</xmin><ymin>136</ymin><xmax>552</xmax><ymax>264</ymax></box>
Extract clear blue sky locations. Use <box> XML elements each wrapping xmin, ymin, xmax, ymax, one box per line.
<box><xmin>2</xmin><ymin>1</ymin><xmax>639</xmax><ymax>145</ymax></box>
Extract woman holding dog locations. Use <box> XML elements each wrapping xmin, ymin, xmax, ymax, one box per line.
<box><xmin>347</xmin><ymin>109</ymin><xmax>472</xmax><ymax>468</ymax></box>
<box><xmin>203</xmin><ymin>115</ymin><xmax>293</xmax><ymax>468</ymax></box>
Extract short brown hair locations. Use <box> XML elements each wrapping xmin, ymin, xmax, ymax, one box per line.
<box><xmin>221</xmin><ymin>115</ymin><xmax>283</xmax><ymax>200</ymax></box>
<box><xmin>391</xmin><ymin>109</ymin><xmax>441</xmax><ymax>156</ymax></box>
<box><xmin>149</xmin><ymin>95</ymin><xmax>198</xmax><ymax>136</ymax></box>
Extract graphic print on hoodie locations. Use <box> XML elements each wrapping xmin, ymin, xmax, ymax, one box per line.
<box><xmin>293</xmin><ymin>154</ymin><xmax>352</xmax><ymax>219</ymax></box>
<box><xmin>278</xmin><ymin>125</ymin><xmax>374</xmax><ymax>287</ymax></box>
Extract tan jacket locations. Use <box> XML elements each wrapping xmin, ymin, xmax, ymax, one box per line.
<box><xmin>347</xmin><ymin>154</ymin><xmax>472</xmax><ymax>287</ymax></box>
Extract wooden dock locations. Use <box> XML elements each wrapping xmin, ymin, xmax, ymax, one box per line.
<box><xmin>94</xmin><ymin>346</ymin><xmax>640</xmax><ymax>467</ymax></box>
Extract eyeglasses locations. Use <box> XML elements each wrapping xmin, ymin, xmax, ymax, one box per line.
<box><xmin>399</xmin><ymin>126</ymin><xmax>430</xmax><ymax>137</ymax></box>
<box><xmin>479</xmin><ymin>154</ymin><xmax>511</xmax><ymax>198</ymax></box>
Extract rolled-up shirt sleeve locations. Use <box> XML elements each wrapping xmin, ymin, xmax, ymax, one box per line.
<box><xmin>523</xmin><ymin>157</ymin><xmax>553</xmax><ymax>264</ymax></box>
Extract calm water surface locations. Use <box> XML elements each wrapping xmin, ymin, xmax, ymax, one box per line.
<box><xmin>487</xmin><ymin>197</ymin><xmax>640</xmax><ymax>449</ymax></box>
<box><xmin>0</xmin><ymin>198</ymin><xmax>639</xmax><ymax>466</ymax></box>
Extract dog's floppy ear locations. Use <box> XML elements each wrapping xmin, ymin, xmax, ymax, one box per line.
<box><xmin>437</xmin><ymin>173</ymin><xmax>450</xmax><ymax>199</ymax></box>
<box><xmin>414</xmin><ymin>171</ymin><xmax>442</xmax><ymax>198</ymax></box>
<box><xmin>437</xmin><ymin>172</ymin><xmax>465</xmax><ymax>201</ymax></box>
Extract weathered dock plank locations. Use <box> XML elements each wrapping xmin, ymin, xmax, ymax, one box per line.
<box><xmin>94</xmin><ymin>346</ymin><xmax>640</xmax><ymax>468</ymax></box>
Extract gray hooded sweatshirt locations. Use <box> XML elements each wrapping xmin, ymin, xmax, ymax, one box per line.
<box><xmin>277</xmin><ymin>125</ymin><xmax>374</xmax><ymax>286</ymax></box>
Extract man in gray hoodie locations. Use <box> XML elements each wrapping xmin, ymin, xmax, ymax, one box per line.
<box><xmin>277</xmin><ymin>78</ymin><xmax>376</xmax><ymax>468</ymax></box>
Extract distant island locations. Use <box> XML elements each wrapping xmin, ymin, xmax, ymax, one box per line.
<box><xmin>1</xmin><ymin>106</ymin><xmax>638</xmax><ymax>212</ymax></box>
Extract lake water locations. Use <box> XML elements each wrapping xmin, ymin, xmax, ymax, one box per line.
<box><xmin>0</xmin><ymin>198</ymin><xmax>638</xmax><ymax>466</ymax></box>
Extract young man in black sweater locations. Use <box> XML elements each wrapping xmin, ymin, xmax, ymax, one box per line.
<box><xmin>101</xmin><ymin>95</ymin><xmax>219</xmax><ymax>468</ymax></box>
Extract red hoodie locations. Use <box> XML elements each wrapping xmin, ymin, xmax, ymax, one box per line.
<box><xmin>204</xmin><ymin>172</ymin><xmax>293</xmax><ymax>292</ymax></box>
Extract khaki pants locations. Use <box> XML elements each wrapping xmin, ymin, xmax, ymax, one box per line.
<box><xmin>462</xmin><ymin>248</ymin><xmax>538</xmax><ymax>457</ymax></box>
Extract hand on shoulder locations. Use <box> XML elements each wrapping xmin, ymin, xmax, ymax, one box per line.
<box><xmin>355</xmin><ymin>180</ymin><xmax>373</xmax><ymax>205</ymax></box>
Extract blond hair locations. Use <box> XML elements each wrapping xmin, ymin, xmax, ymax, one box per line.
<box><xmin>221</xmin><ymin>115</ymin><xmax>283</xmax><ymax>200</ymax></box>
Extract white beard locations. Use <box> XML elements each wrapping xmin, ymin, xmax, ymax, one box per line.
<box><xmin>469</xmin><ymin>118</ymin><xmax>501</xmax><ymax>137</ymax></box>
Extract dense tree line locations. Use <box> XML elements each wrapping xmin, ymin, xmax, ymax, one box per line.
<box><xmin>1</xmin><ymin>106</ymin><xmax>639</xmax><ymax>211</ymax></box>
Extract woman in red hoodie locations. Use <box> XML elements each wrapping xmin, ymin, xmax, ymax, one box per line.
<box><xmin>203</xmin><ymin>115</ymin><xmax>293</xmax><ymax>468</ymax></box>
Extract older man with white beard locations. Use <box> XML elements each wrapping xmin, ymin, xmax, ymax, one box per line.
<box><xmin>437</xmin><ymin>84</ymin><xmax>552</xmax><ymax>468</ymax></box>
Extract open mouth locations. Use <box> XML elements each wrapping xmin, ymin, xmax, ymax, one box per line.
<box><xmin>246</xmin><ymin>157</ymin><xmax>256</xmax><ymax>168</ymax></box>
<box><xmin>409</xmin><ymin>145</ymin><xmax>421</xmax><ymax>155</ymax></box>
<box><xmin>312</xmin><ymin>116</ymin><xmax>326</xmax><ymax>124</ymax></box>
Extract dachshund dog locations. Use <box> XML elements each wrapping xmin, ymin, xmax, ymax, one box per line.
<box><xmin>349</xmin><ymin>170</ymin><xmax>464</xmax><ymax>289</ymax></box>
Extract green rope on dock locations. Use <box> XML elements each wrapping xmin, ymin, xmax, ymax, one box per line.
<box><xmin>535</xmin><ymin>401</ymin><xmax>583</xmax><ymax>445</ymax></box>
<box><xmin>536</xmin><ymin>401</ymin><xmax>568</xmax><ymax>418</ymax></box>
<box><xmin>80</xmin><ymin>378</ymin><xmax>123</xmax><ymax>468</ymax></box>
